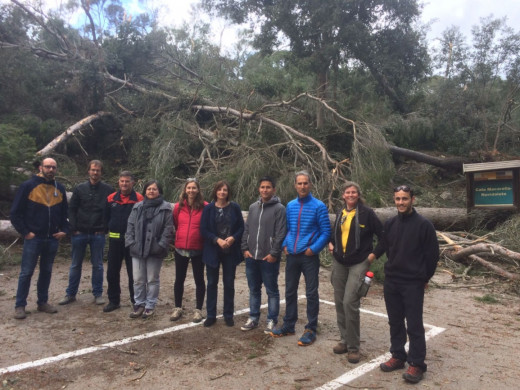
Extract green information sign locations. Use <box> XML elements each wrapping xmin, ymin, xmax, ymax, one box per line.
<box><xmin>474</xmin><ymin>180</ymin><xmax>514</xmax><ymax>206</ymax></box>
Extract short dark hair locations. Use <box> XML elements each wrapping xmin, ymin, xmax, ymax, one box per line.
<box><xmin>211</xmin><ymin>180</ymin><xmax>231</xmax><ymax>202</ymax></box>
<box><xmin>143</xmin><ymin>180</ymin><xmax>163</xmax><ymax>195</ymax></box>
<box><xmin>119</xmin><ymin>171</ymin><xmax>135</xmax><ymax>181</ymax></box>
<box><xmin>258</xmin><ymin>175</ymin><xmax>276</xmax><ymax>188</ymax></box>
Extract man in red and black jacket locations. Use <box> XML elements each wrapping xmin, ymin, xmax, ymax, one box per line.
<box><xmin>103</xmin><ymin>171</ymin><xmax>144</xmax><ymax>312</ymax></box>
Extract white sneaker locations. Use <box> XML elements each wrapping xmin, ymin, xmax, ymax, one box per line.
<box><xmin>192</xmin><ymin>309</ymin><xmax>205</xmax><ymax>323</ymax></box>
<box><xmin>241</xmin><ymin>318</ymin><xmax>259</xmax><ymax>331</ymax></box>
<box><xmin>264</xmin><ymin>319</ymin><xmax>275</xmax><ymax>334</ymax></box>
<box><xmin>170</xmin><ymin>307</ymin><xmax>183</xmax><ymax>321</ymax></box>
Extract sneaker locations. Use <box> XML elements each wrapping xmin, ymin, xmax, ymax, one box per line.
<box><xmin>225</xmin><ymin>317</ymin><xmax>234</xmax><ymax>327</ymax></box>
<box><xmin>129</xmin><ymin>305</ymin><xmax>145</xmax><ymax>318</ymax></box>
<box><xmin>170</xmin><ymin>307</ymin><xmax>183</xmax><ymax>321</ymax></box>
<box><xmin>142</xmin><ymin>308</ymin><xmax>155</xmax><ymax>319</ymax></box>
<box><xmin>241</xmin><ymin>318</ymin><xmax>259</xmax><ymax>331</ymax></box>
<box><xmin>14</xmin><ymin>306</ymin><xmax>27</xmax><ymax>320</ymax></box>
<box><xmin>264</xmin><ymin>319</ymin><xmax>275</xmax><ymax>334</ymax></box>
<box><xmin>59</xmin><ymin>295</ymin><xmax>76</xmax><ymax>305</ymax></box>
<box><xmin>94</xmin><ymin>296</ymin><xmax>105</xmax><ymax>305</ymax></box>
<box><xmin>297</xmin><ymin>329</ymin><xmax>316</xmax><ymax>346</ymax></box>
<box><xmin>380</xmin><ymin>357</ymin><xmax>405</xmax><ymax>372</ymax></box>
<box><xmin>347</xmin><ymin>350</ymin><xmax>360</xmax><ymax>364</ymax></box>
<box><xmin>333</xmin><ymin>343</ymin><xmax>348</xmax><ymax>354</ymax></box>
<box><xmin>37</xmin><ymin>303</ymin><xmax>58</xmax><ymax>314</ymax></box>
<box><xmin>203</xmin><ymin>317</ymin><xmax>216</xmax><ymax>327</ymax></box>
<box><xmin>270</xmin><ymin>325</ymin><xmax>295</xmax><ymax>338</ymax></box>
<box><xmin>103</xmin><ymin>302</ymin><xmax>121</xmax><ymax>312</ymax></box>
<box><xmin>192</xmin><ymin>309</ymin><xmax>205</xmax><ymax>323</ymax></box>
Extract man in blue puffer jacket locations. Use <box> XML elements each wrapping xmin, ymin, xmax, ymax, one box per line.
<box><xmin>270</xmin><ymin>170</ymin><xmax>330</xmax><ymax>346</ymax></box>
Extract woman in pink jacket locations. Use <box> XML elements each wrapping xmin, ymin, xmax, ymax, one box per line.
<box><xmin>170</xmin><ymin>178</ymin><xmax>208</xmax><ymax>323</ymax></box>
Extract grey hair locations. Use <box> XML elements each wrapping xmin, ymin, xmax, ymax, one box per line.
<box><xmin>294</xmin><ymin>170</ymin><xmax>311</xmax><ymax>183</ymax></box>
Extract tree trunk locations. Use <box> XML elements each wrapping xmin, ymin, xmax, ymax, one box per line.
<box><xmin>389</xmin><ymin>145</ymin><xmax>465</xmax><ymax>172</ymax></box>
<box><xmin>37</xmin><ymin>112</ymin><xmax>112</xmax><ymax>156</ymax></box>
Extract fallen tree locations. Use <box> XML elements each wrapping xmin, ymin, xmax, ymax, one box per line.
<box><xmin>389</xmin><ymin>145</ymin><xmax>466</xmax><ymax>172</ymax></box>
<box><xmin>438</xmin><ymin>232</ymin><xmax>520</xmax><ymax>281</ymax></box>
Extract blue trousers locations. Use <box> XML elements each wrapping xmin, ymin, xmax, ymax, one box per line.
<box><xmin>282</xmin><ymin>253</ymin><xmax>320</xmax><ymax>331</ymax></box>
<box><xmin>15</xmin><ymin>237</ymin><xmax>59</xmax><ymax>308</ymax></box>
<box><xmin>245</xmin><ymin>257</ymin><xmax>280</xmax><ymax>323</ymax></box>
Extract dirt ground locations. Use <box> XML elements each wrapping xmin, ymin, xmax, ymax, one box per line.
<box><xmin>1</xmin><ymin>253</ymin><xmax>520</xmax><ymax>390</ymax></box>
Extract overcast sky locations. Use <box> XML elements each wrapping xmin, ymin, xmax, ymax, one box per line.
<box><xmin>3</xmin><ymin>0</ymin><xmax>520</xmax><ymax>48</ymax></box>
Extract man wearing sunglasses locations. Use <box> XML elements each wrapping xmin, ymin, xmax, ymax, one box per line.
<box><xmin>11</xmin><ymin>158</ymin><xmax>69</xmax><ymax>319</ymax></box>
<box><xmin>379</xmin><ymin>185</ymin><xmax>439</xmax><ymax>384</ymax></box>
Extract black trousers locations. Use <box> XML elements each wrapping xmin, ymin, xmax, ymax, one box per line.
<box><xmin>174</xmin><ymin>251</ymin><xmax>206</xmax><ymax>310</ymax></box>
<box><xmin>383</xmin><ymin>279</ymin><xmax>427</xmax><ymax>371</ymax></box>
<box><xmin>106</xmin><ymin>238</ymin><xmax>134</xmax><ymax>305</ymax></box>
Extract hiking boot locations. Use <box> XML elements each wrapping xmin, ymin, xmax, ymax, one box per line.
<box><xmin>298</xmin><ymin>329</ymin><xmax>316</xmax><ymax>346</ymax></box>
<box><xmin>59</xmin><ymin>295</ymin><xmax>76</xmax><ymax>305</ymax></box>
<box><xmin>403</xmin><ymin>365</ymin><xmax>424</xmax><ymax>383</ymax></box>
<box><xmin>270</xmin><ymin>325</ymin><xmax>295</xmax><ymax>338</ymax></box>
<box><xmin>103</xmin><ymin>302</ymin><xmax>121</xmax><ymax>312</ymax></box>
<box><xmin>14</xmin><ymin>306</ymin><xmax>27</xmax><ymax>320</ymax></box>
<box><xmin>380</xmin><ymin>357</ymin><xmax>405</xmax><ymax>372</ymax></box>
<box><xmin>192</xmin><ymin>309</ymin><xmax>204</xmax><ymax>323</ymax></box>
<box><xmin>348</xmin><ymin>350</ymin><xmax>360</xmax><ymax>364</ymax></box>
<box><xmin>129</xmin><ymin>305</ymin><xmax>145</xmax><ymax>318</ymax></box>
<box><xmin>94</xmin><ymin>296</ymin><xmax>105</xmax><ymax>305</ymax></box>
<box><xmin>203</xmin><ymin>317</ymin><xmax>216</xmax><ymax>327</ymax></box>
<box><xmin>333</xmin><ymin>343</ymin><xmax>348</xmax><ymax>354</ymax></box>
<box><xmin>264</xmin><ymin>319</ymin><xmax>275</xmax><ymax>334</ymax></box>
<box><xmin>225</xmin><ymin>317</ymin><xmax>234</xmax><ymax>327</ymax></box>
<box><xmin>241</xmin><ymin>318</ymin><xmax>259</xmax><ymax>331</ymax></box>
<box><xmin>142</xmin><ymin>308</ymin><xmax>155</xmax><ymax>319</ymax></box>
<box><xmin>38</xmin><ymin>303</ymin><xmax>58</xmax><ymax>314</ymax></box>
<box><xmin>170</xmin><ymin>307</ymin><xmax>183</xmax><ymax>321</ymax></box>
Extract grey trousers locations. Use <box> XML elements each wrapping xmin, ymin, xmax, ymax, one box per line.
<box><xmin>331</xmin><ymin>259</ymin><xmax>370</xmax><ymax>352</ymax></box>
<box><xmin>132</xmin><ymin>256</ymin><xmax>163</xmax><ymax>310</ymax></box>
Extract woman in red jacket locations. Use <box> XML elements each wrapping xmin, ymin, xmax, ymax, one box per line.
<box><xmin>170</xmin><ymin>178</ymin><xmax>208</xmax><ymax>323</ymax></box>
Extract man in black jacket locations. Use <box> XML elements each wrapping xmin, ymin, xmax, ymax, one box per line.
<box><xmin>379</xmin><ymin>185</ymin><xmax>439</xmax><ymax>384</ymax></box>
<box><xmin>60</xmin><ymin>160</ymin><xmax>113</xmax><ymax>306</ymax></box>
<box><xmin>11</xmin><ymin>158</ymin><xmax>69</xmax><ymax>319</ymax></box>
<box><xmin>103</xmin><ymin>171</ymin><xmax>143</xmax><ymax>312</ymax></box>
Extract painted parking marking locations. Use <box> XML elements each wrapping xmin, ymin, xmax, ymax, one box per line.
<box><xmin>1</xmin><ymin>295</ymin><xmax>445</xmax><ymax>384</ymax></box>
<box><xmin>316</xmin><ymin>298</ymin><xmax>446</xmax><ymax>390</ymax></box>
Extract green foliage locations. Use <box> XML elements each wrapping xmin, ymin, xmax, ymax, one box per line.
<box><xmin>474</xmin><ymin>294</ymin><xmax>500</xmax><ymax>304</ymax></box>
<box><xmin>370</xmin><ymin>254</ymin><xmax>387</xmax><ymax>283</ymax></box>
<box><xmin>386</xmin><ymin>114</ymin><xmax>435</xmax><ymax>150</ymax></box>
<box><xmin>0</xmin><ymin>124</ymin><xmax>36</xmax><ymax>188</ymax></box>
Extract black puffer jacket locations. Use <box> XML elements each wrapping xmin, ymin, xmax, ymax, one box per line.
<box><xmin>69</xmin><ymin>180</ymin><xmax>113</xmax><ymax>232</ymax></box>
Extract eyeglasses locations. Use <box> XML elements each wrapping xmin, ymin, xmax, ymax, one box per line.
<box><xmin>43</xmin><ymin>165</ymin><xmax>57</xmax><ymax>170</ymax></box>
<box><xmin>393</xmin><ymin>185</ymin><xmax>411</xmax><ymax>192</ymax></box>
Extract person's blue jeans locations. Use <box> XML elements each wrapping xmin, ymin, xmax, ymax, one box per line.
<box><xmin>283</xmin><ymin>253</ymin><xmax>320</xmax><ymax>331</ymax></box>
<box><xmin>66</xmin><ymin>233</ymin><xmax>105</xmax><ymax>297</ymax></box>
<box><xmin>245</xmin><ymin>257</ymin><xmax>280</xmax><ymax>323</ymax></box>
<box><xmin>15</xmin><ymin>237</ymin><xmax>59</xmax><ymax>308</ymax></box>
<box><xmin>206</xmin><ymin>253</ymin><xmax>236</xmax><ymax>319</ymax></box>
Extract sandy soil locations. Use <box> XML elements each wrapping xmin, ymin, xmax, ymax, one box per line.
<box><xmin>1</xmin><ymin>253</ymin><xmax>519</xmax><ymax>390</ymax></box>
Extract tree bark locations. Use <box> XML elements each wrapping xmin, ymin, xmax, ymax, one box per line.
<box><xmin>36</xmin><ymin>112</ymin><xmax>112</xmax><ymax>156</ymax></box>
<box><xmin>389</xmin><ymin>145</ymin><xmax>465</xmax><ymax>172</ymax></box>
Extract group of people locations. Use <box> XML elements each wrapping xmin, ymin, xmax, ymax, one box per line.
<box><xmin>10</xmin><ymin>161</ymin><xmax>439</xmax><ymax>385</ymax></box>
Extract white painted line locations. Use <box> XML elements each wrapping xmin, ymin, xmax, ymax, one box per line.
<box><xmin>0</xmin><ymin>300</ymin><xmax>285</xmax><ymax>375</ymax></box>
<box><xmin>314</xmin><ymin>300</ymin><xmax>446</xmax><ymax>390</ymax></box>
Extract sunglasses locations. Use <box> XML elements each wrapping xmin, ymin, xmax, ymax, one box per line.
<box><xmin>393</xmin><ymin>185</ymin><xmax>411</xmax><ymax>192</ymax></box>
<box><xmin>187</xmin><ymin>177</ymin><xmax>198</xmax><ymax>183</ymax></box>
